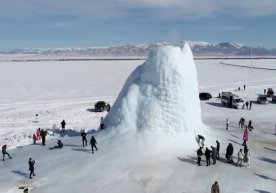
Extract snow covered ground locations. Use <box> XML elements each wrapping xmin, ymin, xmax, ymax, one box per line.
<box><xmin>0</xmin><ymin>55</ymin><xmax>276</xmax><ymax>193</ymax></box>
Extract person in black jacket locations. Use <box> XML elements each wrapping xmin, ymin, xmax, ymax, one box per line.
<box><xmin>40</xmin><ymin>129</ymin><xmax>47</xmax><ymax>146</ymax></box>
<box><xmin>28</xmin><ymin>158</ymin><xmax>35</xmax><ymax>179</ymax></box>
<box><xmin>50</xmin><ymin>140</ymin><xmax>63</xmax><ymax>150</ymax></box>
<box><xmin>205</xmin><ymin>147</ymin><xmax>211</xmax><ymax>166</ymax></box>
<box><xmin>197</xmin><ymin>147</ymin><xmax>203</xmax><ymax>166</ymax></box>
<box><xmin>226</xmin><ymin>143</ymin><xmax>234</xmax><ymax>163</ymax></box>
<box><xmin>81</xmin><ymin>130</ymin><xmax>88</xmax><ymax>147</ymax></box>
<box><xmin>61</xmin><ymin>120</ymin><xmax>66</xmax><ymax>133</ymax></box>
<box><xmin>216</xmin><ymin>140</ymin><xmax>220</xmax><ymax>160</ymax></box>
<box><xmin>2</xmin><ymin>145</ymin><xmax>12</xmax><ymax>161</ymax></box>
<box><xmin>90</xmin><ymin>136</ymin><xmax>98</xmax><ymax>154</ymax></box>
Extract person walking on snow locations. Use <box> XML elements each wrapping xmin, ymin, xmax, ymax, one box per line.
<box><xmin>205</xmin><ymin>147</ymin><xmax>211</xmax><ymax>166</ymax></box>
<box><xmin>61</xmin><ymin>120</ymin><xmax>66</xmax><ymax>133</ymax></box>
<box><xmin>211</xmin><ymin>146</ymin><xmax>217</xmax><ymax>165</ymax></box>
<box><xmin>211</xmin><ymin>181</ymin><xmax>220</xmax><ymax>193</ymax></box>
<box><xmin>248</xmin><ymin>120</ymin><xmax>253</xmax><ymax>131</ymax></box>
<box><xmin>216</xmin><ymin>140</ymin><xmax>220</xmax><ymax>160</ymax></box>
<box><xmin>242</xmin><ymin>129</ymin><xmax>249</xmax><ymax>146</ymax></box>
<box><xmin>2</xmin><ymin>145</ymin><xmax>12</xmax><ymax>161</ymax></box>
<box><xmin>81</xmin><ymin>130</ymin><xmax>88</xmax><ymax>147</ymax></box>
<box><xmin>197</xmin><ymin>147</ymin><xmax>203</xmax><ymax>166</ymax></box>
<box><xmin>237</xmin><ymin>149</ymin><xmax>244</xmax><ymax>167</ymax></box>
<box><xmin>226</xmin><ymin>118</ymin><xmax>229</xmax><ymax>130</ymax></box>
<box><xmin>90</xmin><ymin>136</ymin><xmax>98</xmax><ymax>154</ymax></box>
<box><xmin>28</xmin><ymin>158</ymin><xmax>35</xmax><ymax>179</ymax></box>
<box><xmin>244</xmin><ymin>85</ymin><xmax>246</xmax><ymax>90</ymax></box>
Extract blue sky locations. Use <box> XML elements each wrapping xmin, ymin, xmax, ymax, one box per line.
<box><xmin>1</xmin><ymin>0</ymin><xmax>276</xmax><ymax>50</ymax></box>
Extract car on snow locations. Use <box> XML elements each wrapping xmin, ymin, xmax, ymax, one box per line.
<box><xmin>199</xmin><ymin>92</ymin><xmax>212</xmax><ymax>100</ymax></box>
<box><xmin>267</xmin><ymin>88</ymin><xmax>274</xmax><ymax>97</ymax></box>
<box><xmin>257</xmin><ymin>96</ymin><xmax>268</xmax><ymax>104</ymax></box>
<box><xmin>94</xmin><ymin>101</ymin><xmax>111</xmax><ymax>112</ymax></box>
<box><xmin>272</xmin><ymin>95</ymin><xmax>276</xmax><ymax>103</ymax></box>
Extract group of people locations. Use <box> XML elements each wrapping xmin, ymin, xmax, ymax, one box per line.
<box><xmin>33</xmin><ymin>128</ymin><xmax>48</xmax><ymax>145</ymax></box>
<box><xmin>217</xmin><ymin>143</ymin><xmax>249</xmax><ymax>167</ymax></box>
<box><xmin>244</xmin><ymin>101</ymin><xmax>253</xmax><ymax>110</ymax></box>
<box><xmin>197</xmin><ymin>138</ymin><xmax>220</xmax><ymax>166</ymax></box>
<box><xmin>197</xmin><ymin>135</ymin><xmax>251</xmax><ymax>168</ymax></box>
<box><xmin>80</xmin><ymin>130</ymin><xmax>98</xmax><ymax>153</ymax></box>
<box><xmin>226</xmin><ymin>143</ymin><xmax>250</xmax><ymax>167</ymax></box>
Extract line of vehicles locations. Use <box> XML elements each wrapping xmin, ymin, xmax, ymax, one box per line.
<box><xmin>199</xmin><ymin>88</ymin><xmax>275</xmax><ymax>109</ymax></box>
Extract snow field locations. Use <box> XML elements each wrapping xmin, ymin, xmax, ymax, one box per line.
<box><xmin>0</xmin><ymin>51</ymin><xmax>276</xmax><ymax>193</ymax></box>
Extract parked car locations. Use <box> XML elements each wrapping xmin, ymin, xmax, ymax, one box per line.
<box><xmin>94</xmin><ymin>101</ymin><xmax>111</xmax><ymax>112</ymax></box>
<box><xmin>199</xmin><ymin>92</ymin><xmax>212</xmax><ymax>100</ymax></box>
<box><xmin>257</xmin><ymin>96</ymin><xmax>268</xmax><ymax>104</ymax></box>
<box><xmin>272</xmin><ymin>95</ymin><xmax>276</xmax><ymax>103</ymax></box>
<box><xmin>267</xmin><ymin>88</ymin><xmax>274</xmax><ymax>97</ymax></box>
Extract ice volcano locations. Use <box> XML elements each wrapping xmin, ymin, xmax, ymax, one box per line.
<box><xmin>105</xmin><ymin>43</ymin><xmax>203</xmax><ymax>135</ymax></box>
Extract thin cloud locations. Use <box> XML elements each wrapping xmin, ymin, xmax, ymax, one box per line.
<box><xmin>1</xmin><ymin>0</ymin><xmax>276</xmax><ymax>23</ymax></box>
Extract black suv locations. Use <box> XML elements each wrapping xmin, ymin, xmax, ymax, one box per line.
<box><xmin>199</xmin><ymin>92</ymin><xmax>212</xmax><ymax>100</ymax></box>
<box><xmin>94</xmin><ymin>101</ymin><xmax>111</xmax><ymax>112</ymax></box>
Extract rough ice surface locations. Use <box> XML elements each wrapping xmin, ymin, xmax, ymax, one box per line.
<box><xmin>105</xmin><ymin>43</ymin><xmax>203</xmax><ymax>135</ymax></box>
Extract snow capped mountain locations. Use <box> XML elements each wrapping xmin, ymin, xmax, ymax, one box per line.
<box><xmin>1</xmin><ymin>41</ymin><xmax>276</xmax><ymax>57</ymax></box>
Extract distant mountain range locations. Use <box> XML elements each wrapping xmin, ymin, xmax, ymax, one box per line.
<box><xmin>1</xmin><ymin>41</ymin><xmax>276</xmax><ymax>57</ymax></box>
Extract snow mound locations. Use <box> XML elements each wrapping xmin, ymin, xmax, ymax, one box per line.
<box><xmin>105</xmin><ymin>43</ymin><xmax>203</xmax><ymax>135</ymax></box>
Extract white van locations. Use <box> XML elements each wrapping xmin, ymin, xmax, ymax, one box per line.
<box><xmin>221</xmin><ymin>92</ymin><xmax>244</xmax><ymax>109</ymax></box>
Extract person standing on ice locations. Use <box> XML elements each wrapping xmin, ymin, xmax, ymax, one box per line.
<box><xmin>242</xmin><ymin>129</ymin><xmax>249</xmax><ymax>146</ymax></box>
<box><xmin>245</xmin><ymin>101</ymin><xmax>249</xmax><ymax>109</ymax></box>
<box><xmin>61</xmin><ymin>120</ymin><xmax>66</xmax><ymax>133</ymax></box>
<box><xmin>211</xmin><ymin>146</ymin><xmax>217</xmax><ymax>165</ymax></box>
<box><xmin>249</xmin><ymin>101</ymin><xmax>252</xmax><ymax>110</ymax></box>
<box><xmin>100</xmin><ymin>117</ymin><xmax>104</xmax><ymax>130</ymax></box>
<box><xmin>90</xmin><ymin>136</ymin><xmax>98</xmax><ymax>154</ymax></box>
<box><xmin>2</xmin><ymin>145</ymin><xmax>12</xmax><ymax>161</ymax></box>
<box><xmin>226</xmin><ymin>143</ymin><xmax>234</xmax><ymax>163</ymax></box>
<box><xmin>36</xmin><ymin>128</ymin><xmax>41</xmax><ymax>140</ymax></box>
<box><xmin>81</xmin><ymin>130</ymin><xmax>88</xmax><ymax>147</ymax></box>
<box><xmin>197</xmin><ymin>147</ymin><xmax>203</xmax><ymax>166</ymax></box>
<box><xmin>33</xmin><ymin>133</ymin><xmax>37</xmax><ymax>144</ymax></box>
<box><xmin>226</xmin><ymin>118</ymin><xmax>229</xmax><ymax>130</ymax></box>
<box><xmin>248</xmin><ymin>120</ymin><xmax>253</xmax><ymax>131</ymax></box>
<box><xmin>40</xmin><ymin>129</ymin><xmax>47</xmax><ymax>146</ymax></box>
<box><xmin>205</xmin><ymin>147</ymin><xmax>211</xmax><ymax>166</ymax></box>
<box><xmin>236</xmin><ymin>149</ymin><xmax>244</xmax><ymax>167</ymax></box>
<box><xmin>244</xmin><ymin>85</ymin><xmax>246</xmax><ymax>90</ymax></box>
<box><xmin>28</xmin><ymin>158</ymin><xmax>35</xmax><ymax>179</ymax></box>
<box><xmin>244</xmin><ymin>147</ymin><xmax>250</xmax><ymax>168</ymax></box>
<box><xmin>216</xmin><ymin>140</ymin><xmax>220</xmax><ymax>160</ymax></box>
<box><xmin>211</xmin><ymin>181</ymin><xmax>220</xmax><ymax>193</ymax></box>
